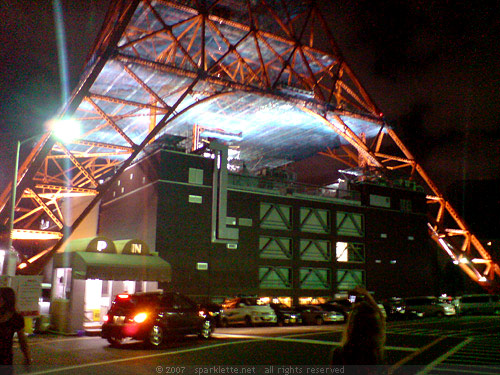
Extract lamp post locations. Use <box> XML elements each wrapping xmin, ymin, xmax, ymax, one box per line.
<box><xmin>3</xmin><ymin>136</ymin><xmax>39</xmax><ymax>276</ymax></box>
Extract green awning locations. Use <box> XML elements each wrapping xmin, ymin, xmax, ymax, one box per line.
<box><xmin>53</xmin><ymin>252</ymin><xmax>171</xmax><ymax>282</ymax></box>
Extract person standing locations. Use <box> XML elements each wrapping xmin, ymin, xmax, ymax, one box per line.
<box><xmin>0</xmin><ymin>287</ymin><xmax>31</xmax><ymax>374</ymax></box>
<box><xmin>330</xmin><ymin>286</ymin><xmax>386</xmax><ymax>374</ymax></box>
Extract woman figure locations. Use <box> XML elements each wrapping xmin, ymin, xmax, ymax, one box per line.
<box><xmin>330</xmin><ymin>286</ymin><xmax>386</xmax><ymax>373</ymax></box>
<box><xmin>0</xmin><ymin>287</ymin><xmax>31</xmax><ymax>374</ymax></box>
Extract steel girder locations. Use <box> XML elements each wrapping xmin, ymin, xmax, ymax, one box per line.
<box><xmin>0</xmin><ymin>0</ymin><xmax>497</xmax><ymax>291</ymax></box>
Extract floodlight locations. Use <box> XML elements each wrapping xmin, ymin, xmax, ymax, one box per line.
<box><xmin>47</xmin><ymin>117</ymin><xmax>81</xmax><ymax>143</ymax></box>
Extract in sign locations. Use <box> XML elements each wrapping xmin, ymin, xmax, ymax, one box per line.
<box><xmin>131</xmin><ymin>243</ymin><xmax>142</xmax><ymax>254</ymax></box>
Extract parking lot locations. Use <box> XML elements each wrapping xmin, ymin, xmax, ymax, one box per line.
<box><xmin>15</xmin><ymin>315</ymin><xmax>500</xmax><ymax>375</ymax></box>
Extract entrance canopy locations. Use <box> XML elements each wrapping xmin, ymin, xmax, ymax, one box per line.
<box><xmin>53</xmin><ymin>252</ymin><xmax>171</xmax><ymax>282</ymax></box>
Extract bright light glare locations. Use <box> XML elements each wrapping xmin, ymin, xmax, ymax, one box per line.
<box><xmin>46</xmin><ymin>117</ymin><xmax>81</xmax><ymax>143</ymax></box>
<box><xmin>336</xmin><ymin>242</ymin><xmax>348</xmax><ymax>262</ymax></box>
<box><xmin>13</xmin><ymin>230</ymin><xmax>63</xmax><ymax>240</ymax></box>
<box><xmin>133</xmin><ymin>312</ymin><xmax>148</xmax><ymax>323</ymax></box>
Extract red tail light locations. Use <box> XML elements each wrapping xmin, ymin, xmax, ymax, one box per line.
<box><xmin>118</xmin><ymin>294</ymin><xmax>130</xmax><ymax>299</ymax></box>
<box><xmin>103</xmin><ymin>315</ymin><xmax>109</xmax><ymax>322</ymax></box>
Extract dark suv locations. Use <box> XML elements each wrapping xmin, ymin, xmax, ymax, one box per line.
<box><xmin>101</xmin><ymin>292</ymin><xmax>213</xmax><ymax>347</ymax></box>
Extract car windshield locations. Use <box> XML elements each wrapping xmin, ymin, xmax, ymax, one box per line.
<box><xmin>406</xmin><ymin>297</ymin><xmax>437</xmax><ymax>306</ymax></box>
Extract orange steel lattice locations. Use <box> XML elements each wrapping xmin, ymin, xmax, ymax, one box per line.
<box><xmin>0</xmin><ymin>0</ymin><xmax>498</xmax><ymax>290</ymax></box>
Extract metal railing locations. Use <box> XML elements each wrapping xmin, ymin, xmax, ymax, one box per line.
<box><xmin>228</xmin><ymin>173</ymin><xmax>361</xmax><ymax>202</ymax></box>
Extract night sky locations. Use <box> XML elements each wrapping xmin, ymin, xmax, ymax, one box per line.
<box><xmin>0</xmin><ymin>1</ymin><xmax>499</xmax><ymax>224</ymax></box>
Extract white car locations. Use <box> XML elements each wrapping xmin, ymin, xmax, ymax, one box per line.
<box><xmin>220</xmin><ymin>297</ymin><xmax>277</xmax><ymax>327</ymax></box>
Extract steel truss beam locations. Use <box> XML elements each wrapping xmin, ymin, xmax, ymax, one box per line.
<box><xmin>0</xmin><ymin>0</ymin><xmax>496</xmax><ymax>291</ymax></box>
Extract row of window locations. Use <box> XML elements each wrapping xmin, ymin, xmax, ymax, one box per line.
<box><xmin>259</xmin><ymin>236</ymin><xmax>365</xmax><ymax>263</ymax></box>
<box><xmin>258</xmin><ymin>267</ymin><xmax>365</xmax><ymax>291</ymax></box>
<box><xmin>260</xmin><ymin>203</ymin><xmax>364</xmax><ymax>237</ymax></box>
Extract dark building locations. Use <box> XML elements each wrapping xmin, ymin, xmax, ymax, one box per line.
<box><xmin>98</xmin><ymin>144</ymin><xmax>438</xmax><ymax>304</ymax></box>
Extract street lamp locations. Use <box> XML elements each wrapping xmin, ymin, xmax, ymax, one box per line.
<box><xmin>2</xmin><ymin>118</ymin><xmax>81</xmax><ymax>276</ymax></box>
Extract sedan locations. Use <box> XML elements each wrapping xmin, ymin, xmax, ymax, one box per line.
<box><xmin>294</xmin><ymin>305</ymin><xmax>345</xmax><ymax>325</ymax></box>
<box><xmin>270</xmin><ymin>303</ymin><xmax>302</xmax><ymax>326</ymax></box>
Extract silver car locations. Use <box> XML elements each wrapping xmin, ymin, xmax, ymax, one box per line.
<box><xmin>294</xmin><ymin>305</ymin><xmax>345</xmax><ymax>325</ymax></box>
<box><xmin>404</xmin><ymin>296</ymin><xmax>456</xmax><ymax>318</ymax></box>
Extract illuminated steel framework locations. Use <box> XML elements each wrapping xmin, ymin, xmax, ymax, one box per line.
<box><xmin>0</xmin><ymin>0</ymin><xmax>498</xmax><ymax>290</ymax></box>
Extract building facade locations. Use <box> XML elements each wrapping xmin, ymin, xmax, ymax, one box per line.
<box><xmin>99</xmin><ymin>145</ymin><xmax>438</xmax><ymax>304</ymax></box>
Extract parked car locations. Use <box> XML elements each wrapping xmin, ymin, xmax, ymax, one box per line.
<box><xmin>319</xmin><ymin>302</ymin><xmax>350</xmax><ymax>320</ymax></box>
<box><xmin>404</xmin><ymin>296</ymin><xmax>456</xmax><ymax>318</ymax></box>
<box><xmin>199</xmin><ymin>302</ymin><xmax>224</xmax><ymax>327</ymax></box>
<box><xmin>294</xmin><ymin>305</ymin><xmax>344</xmax><ymax>325</ymax></box>
<box><xmin>220</xmin><ymin>297</ymin><xmax>277</xmax><ymax>327</ymax></box>
<box><xmin>452</xmin><ymin>294</ymin><xmax>500</xmax><ymax>316</ymax></box>
<box><xmin>321</xmin><ymin>298</ymin><xmax>386</xmax><ymax>320</ymax></box>
<box><xmin>101</xmin><ymin>291</ymin><xmax>213</xmax><ymax>347</ymax></box>
<box><xmin>270</xmin><ymin>303</ymin><xmax>302</xmax><ymax>326</ymax></box>
<box><xmin>383</xmin><ymin>297</ymin><xmax>406</xmax><ymax>320</ymax></box>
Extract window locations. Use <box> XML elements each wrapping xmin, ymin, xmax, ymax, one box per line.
<box><xmin>173</xmin><ymin>294</ymin><xmax>196</xmax><ymax>309</ymax></box>
<box><xmin>299</xmin><ymin>207</ymin><xmax>330</xmax><ymax>233</ymax></box>
<box><xmin>259</xmin><ymin>267</ymin><xmax>292</xmax><ymax>289</ymax></box>
<box><xmin>260</xmin><ymin>203</ymin><xmax>292</xmax><ymax>230</ymax></box>
<box><xmin>336</xmin><ymin>242</ymin><xmax>365</xmax><ymax>263</ymax></box>
<box><xmin>299</xmin><ymin>268</ymin><xmax>331</xmax><ymax>290</ymax></box>
<box><xmin>300</xmin><ymin>239</ymin><xmax>331</xmax><ymax>261</ymax></box>
<box><xmin>336</xmin><ymin>212</ymin><xmax>364</xmax><ymax>237</ymax></box>
<box><xmin>188</xmin><ymin>195</ymin><xmax>202</xmax><ymax>204</ymax></box>
<box><xmin>188</xmin><ymin>168</ymin><xmax>204</xmax><ymax>185</ymax></box>
<box><xmin>337</xmin><ymin>269</ymin><xmax>364</xmax><ymax>291</ymax></box>
<box><xmin>461</xmin><ymin>296</ymin><xmax>489</xmax><ymax>304</ymax></box>
<box><xmin>370</xmin><ymin>194</ymin><xmax>391</xmax><ymax>208</ymax></box>
<box><xmin>259</xmin><ymin>236</ymin><xmax>292</xmax><ymax>259</ymax></box>
<box><xmin>400</xmin><ymin>199</ymin><xmax>412</xmax><ymax>212</ymax></box>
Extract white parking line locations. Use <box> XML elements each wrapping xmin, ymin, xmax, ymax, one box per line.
<box><xmin>24</xmin><ymin>338</ymin><xmax>267</xmax><ymax>375</ymax></box>
<box><xmin>27</xmin><ymin>336</ymin><xmax>96</xmax><ymax>346</ymax></box>
<box><xmin>214</xmin><ymin>333</ymin><xmax>418</xmax><ymax>352</ymax></box>
<box><xmin>416</xmin><ymin>338</ymin><xmax>473</xmax><ymax>375</ymax></box>
<box><xmin>25</xmin><ymin>331</ymin><xmax>419</xmax><ymax>374</ymax></box>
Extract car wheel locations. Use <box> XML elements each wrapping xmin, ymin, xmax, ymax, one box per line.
<box><xmin>244</xmin><ymin>316</ymin><xmax>253</xmax><ymax>327</ymax></box>
<box><xmin>315</xmin><ymin>316</ymin><xmax>324</xmax><ymax>325</ymax></box>
<box><xmin>107</xmin><ymin>336</ymin><xmax>123</xmax><ymax>347</ymax></box>
<box><xmin>149</xmin><ymin>325</ymin><xmax>164</xmax><ymax>347</ymax></box>
<box><xmin>199</xmin><ymin>320</ymin><xmax>212</xmax><ymax>339</ymax></box>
